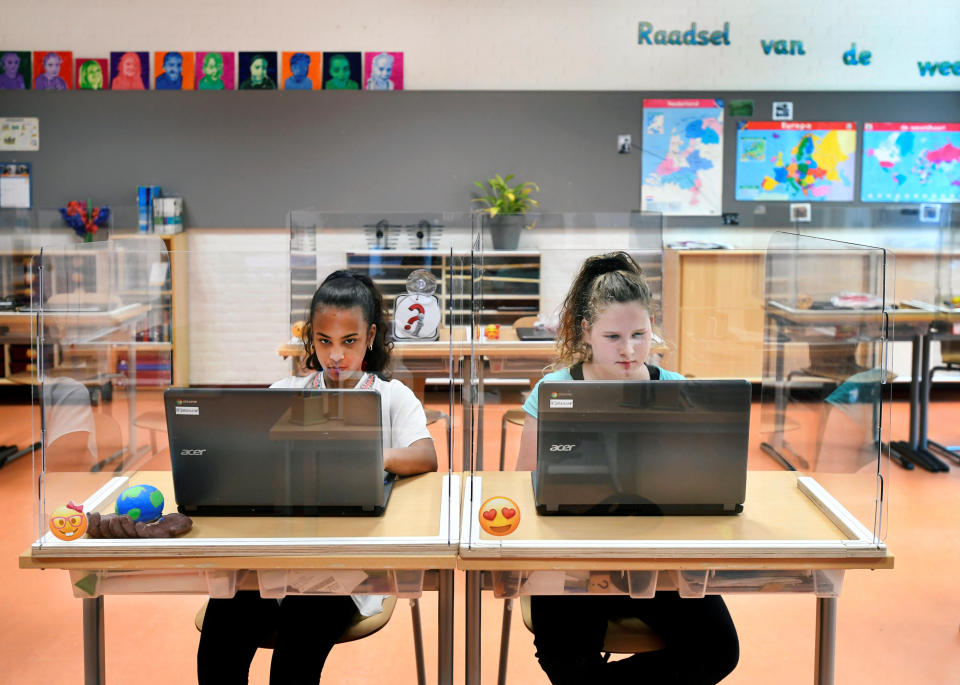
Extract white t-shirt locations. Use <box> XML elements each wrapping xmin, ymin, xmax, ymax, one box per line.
<box><xmin>270</xmin><ymin>371</ymin><xmax>431</xmax><ymax>455</ymax></box>
<box><xmin>270</xmin><ymin>370</ymin><xmax>432</xmax><ymax>616</ymax></box>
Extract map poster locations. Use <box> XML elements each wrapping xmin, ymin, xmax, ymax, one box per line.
<box><xmin>735</xmin><ymin>121</ymin><xmax>857</xmax><ymax>202</ymax></box>
<box><xmin>861</xmin><ymin>122</ymin><xmax>960</xmax><ymax>203</ymax></box>
<box><xmin>641</xmin><ymin>98</ymin><xmax>723</xmax><ymax>216</ymax></box>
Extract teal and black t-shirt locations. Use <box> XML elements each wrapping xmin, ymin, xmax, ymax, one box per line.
<box><xmin>522</xmin><ymin>363</ymin><xmax>685</xmax><ymax>420</ymax></box>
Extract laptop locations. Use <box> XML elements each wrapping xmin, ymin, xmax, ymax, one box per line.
<box><xmin>515</xmin><ymin>326</ymin><xmax>556</xmax><ymax>341</ymax></box>
<box><xmin>533</xmin><ymin>380</ymin><xmax>751</xmax><ymax>516</ymax></box>
<box><xmin>164</xmin><ymin>387</ymin><xmax>393</xmax><ymax>516</ymax></box>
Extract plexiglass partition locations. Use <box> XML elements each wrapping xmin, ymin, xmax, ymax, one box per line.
<box><xmin>931</xmin><ymin>207</ymin><xmax>959</xmax><ymax>314</ymax></box>
<box><xmin>460</xmin><ymin>216</ymin><xmax>889</xmax><ymax>626</ymax></box>
<box><xmin>795</xmin><ymin>205</ymin><xmax>953</xmax><ymax>308</ymax></box>
<box><xmin>760</xmin><ymin>232</ymin><xmax>892</xmax><ymax>543</ymax></box>
<box><xmin>32</xmin><ymin>237</ymin><xmax>171</xmax><ymax>547</ymax></box>
<box><xmin>465</xmin><ymin>211</ymin><xmax>665</xmax><ymax>474</ymax></box>
<box><xmin>28</xmin><ymin>229</ymin><xmax>459</xmax><ymax>608</ymax></box>
<box><xmin>922</xmin><ymin>207</ymin><xmax>960</xmax><ymax>465</ymax></box>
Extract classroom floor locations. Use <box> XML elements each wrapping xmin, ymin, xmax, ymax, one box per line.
<box><xmin>2</xmin><ymin>387</ymin><xmax>958</xmax><ymax>684</ymax></box>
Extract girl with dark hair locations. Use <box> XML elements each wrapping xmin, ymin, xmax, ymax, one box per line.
<box><xmin>516</xmin><ymin>252</ymin><xmax>739</xmax><ymax>685</ymax></box>
<box><xmin>198</xmin><ymin>270</ymin><xmax>437</xmax><ymax>684</ymax></box>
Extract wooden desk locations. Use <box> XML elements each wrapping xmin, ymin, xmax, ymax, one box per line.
<box><xmin>458</xmin><ymin>470</ymin><xmax>892</xmax><ymax>685</ymax></box>
<box><xmin>0</xmin><ymin>303</ymin><xmax>150</xmax><ymax>339</ymax></box>
<box><xmin>278</xmin><ymin>325</ymin><xmax>558</xmax><ymax>395</ymax></box>
<box><xmin>764</xmin><ymin>301</ymin><xmax>960</xmax><ymax>471</ymax></box>
<box><xmin>21</xmin><ymin>470</ymin><xmax>460</xmax><ymax>685</ymax></box>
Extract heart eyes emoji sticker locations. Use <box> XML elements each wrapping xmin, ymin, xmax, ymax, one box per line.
<box><xmin>478</xmin><ymin>496</ymin><xmax>521</xmax><ymax>536</ymax></box>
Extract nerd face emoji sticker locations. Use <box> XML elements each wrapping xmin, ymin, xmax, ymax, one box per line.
<box><xmin>478</xmin><ymin>496</ymin><xmax>521</xmax><ymax>536</ymax></box>
<box><xmin>50</xmin><ymin>501</ymin><xmax>87</xmax><ymax>541</ymax></box>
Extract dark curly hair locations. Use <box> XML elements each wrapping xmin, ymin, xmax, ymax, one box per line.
<box><xmin>554</xmin><ymin>251</ymin><xmax>653</xmax><ymax>369</ymax></box>
<box><xmin>301</xmin><ymin>270</ymin><xmax>393</xmax><ymax>379</ymax></box>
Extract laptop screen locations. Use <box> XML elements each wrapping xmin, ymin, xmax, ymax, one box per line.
<box><xmin>535</xmin><ymin>379</ymin><xmax>751</xmax><ymax>515</ymax></box>
<box><xmin>164</xmin><ymin>388</ymin><xmax>387</xmax><ymax>515</ymax></box>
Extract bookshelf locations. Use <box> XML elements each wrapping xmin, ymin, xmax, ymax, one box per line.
<box><xmin>110</xmin><ymin>232</ymin><xmax>188</xmax><ymax>387</ymax></box>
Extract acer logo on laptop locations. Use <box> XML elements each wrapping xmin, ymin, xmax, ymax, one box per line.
<box><xmin>180</xmin><ymin>448</ymin><xmax>207</xmax><ymax>456</ymax></box>
<box><xmin>549</xmin><ymin>444</ymin><xmax>576</xmax><ymax>452</ymax></box>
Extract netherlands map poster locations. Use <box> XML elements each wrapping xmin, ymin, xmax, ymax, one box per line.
<box><xmin>641</xmin><ymin>99</ymin><xmax>724</xmax><ymax>216</ymax></box>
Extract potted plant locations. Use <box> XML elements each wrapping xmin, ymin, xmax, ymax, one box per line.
<box><xmin>472</xmin><ymin>174</ymin><xmax>539</xmax><ymax>250</ymax></box>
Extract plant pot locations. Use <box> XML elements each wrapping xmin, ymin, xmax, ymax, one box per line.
<box><xmin>488</xmin><ymin>215</ymin><xmax>524</xmax><ymax>251</ymax></box>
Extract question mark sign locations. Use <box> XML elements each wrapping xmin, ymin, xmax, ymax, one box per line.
<box><xmin>405</xmin><ymin>303</ymin><xmax>426</xmax><ymax>330</ymax></box>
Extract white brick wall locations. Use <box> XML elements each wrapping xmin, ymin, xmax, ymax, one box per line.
<box><xmin>185</xmin><ymin>229</ymin><xmax>291</xmax><ymax>385</ymax></box>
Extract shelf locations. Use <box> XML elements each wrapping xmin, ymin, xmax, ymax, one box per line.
<box><xmin>292</xmin><ymin>251</ymin><xmax>542</xmax><ymax>375</ymax></box>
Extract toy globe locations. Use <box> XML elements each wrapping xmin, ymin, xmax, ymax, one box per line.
<box><xmin>115</xmin><ymin>484</ymin><xmax>164</xmax><ymax>523</ymax></box>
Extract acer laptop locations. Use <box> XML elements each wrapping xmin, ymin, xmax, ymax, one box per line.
<box><xmin>515</xmin><ymin>327</ymin><xmax>556</xmax><ymax>341</ymax></box>
<box><xmin>534</xmin><ymin>379</ymin><xmax>751</xmax><ymax>515</ymax></box>
<box><xmin>164</xmin><ymin>388</ymin><xmax>392</xmax><ymax>516</ymax></box>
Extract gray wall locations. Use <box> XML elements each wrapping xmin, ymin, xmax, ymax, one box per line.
<box><xmin>2</xmin><ymin>90</ymin><xmax>958</xmax><ymax>228</ymax></box>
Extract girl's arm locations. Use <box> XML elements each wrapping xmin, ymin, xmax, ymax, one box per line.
<box><xmin>384</xmin><ymin>437</ymin><xmax>438</xmax><ymax>476</ymax></box>
<box><xmin>515</xmin><ymin>414</ymin><xmax>538</xmax><ymax>471</ymax></box>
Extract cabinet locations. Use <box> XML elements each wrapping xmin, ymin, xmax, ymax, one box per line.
<box><xmin>661</xmin><ymin>250</ymin><xmax>766</xmax><ymax>380</ymax></box>
<box><xmin>111</xmin><ymin>233</ymin><xmax>188</xmax><ymax>387</ymax></box>
<box><xmin>0</xmin><ymin>248</ymin><xmax>39</xmax><ymax>384</ymax></box>
<box><xmin>290</xmin><ymin>250</ymin><xmax>541</xmax><ymax>328</ymax></box>
<box><xmin>350</xmin><ymin>250</ymin><xmax>540</xmax><ymax>326</ymax></box>
<box><xmin>0</xmin><ymin>233</ymin><xmax>189</xmax><ymax>388</ymax></box>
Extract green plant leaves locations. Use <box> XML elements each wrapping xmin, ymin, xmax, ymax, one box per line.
<box><xmin>472</xmin><ymin>173</ymin><xmax>539</xmax><ymax>216</ymax></box>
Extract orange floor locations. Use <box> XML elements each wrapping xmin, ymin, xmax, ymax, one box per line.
<box><xmin>2</xmin><ymin>388</ymin><xmax>959</xmax><ymax>684</ymax></box>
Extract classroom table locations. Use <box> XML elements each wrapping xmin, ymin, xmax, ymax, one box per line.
<box><xmin>762</xmin><ymin>301</ymin><xmax>960</xmax><ymax>471</ymax></box>
<box><xmin>278</xmin><ymin>325</ymin><xmax>557</xmax><ymax>391</ymax></box>
<box><xmin>458</xmin><ymin>470</ymin><xmax>893</xmax><ymax>685</ymax></box>
<box><xmin>0</xmin><ymin>302</ymin><xmax>151</xmax><ymax>340</ymax></box>
<box><xmin>20</xmin><ymin>470</ymin><xmax>461</xmax><ymax>685</ymax></box>
<box><xmin>915</xmin><ymin>320</ymin><xmax>960</xmax><ymax>463</ymax></box>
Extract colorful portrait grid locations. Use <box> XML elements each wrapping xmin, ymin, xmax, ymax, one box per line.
<box><xmin>0</xmin><ymin>50</ymin><xmax>405</xmax><ymax>91</ymax></box>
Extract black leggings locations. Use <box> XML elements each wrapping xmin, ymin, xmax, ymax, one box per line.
<box><xmin>197</xmin><ymin>591</ymin><xmax>357</xmax><ymax>685</ymax></box>
<box><xmin>530</xmin><ymin>592</ymin><xmax>739</xmax><ymax>685</ymax></box>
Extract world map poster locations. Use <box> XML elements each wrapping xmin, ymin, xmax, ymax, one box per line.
<box><xmin>735</xmin><ymin>121</ymin><xmax>857</xmax><ymax>202</ymax></box>
<box><xmin>861</xmin><ymin>122</ymin><xmax>960</xmax><ymax>203</ymax></box>
<box><xmin>641</xmin><ymin>99</ymin><xmax>723</xmax><ymax>216</ymax></box>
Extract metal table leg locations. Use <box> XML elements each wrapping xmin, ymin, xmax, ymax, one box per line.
<box><xmin>910</xmin><ymin>334</ymin><xmax>922</xmax><ymax>447</ymax></box>
<box><xmin>918</xmin><ymin>333</ymin><xmax>932</xmax><ymax>450</ymax></box>
<box><xmin>497</xmin><ymin>598</ymin><xmax>514</xmax><ymax>685</ymax></box>
<box><xmin>465</xmin><ymin>570</ymin><xmax>482</xmax><ymax>685</ymax></box>
<box><xmin>83</xmin><ymin>596</ymin><xmax>105</xmax><ymax>685</ymax></box>
<box><xmin>438</xmin><ymin>569</ymin><xmax>455</xmax><ymax>685</ymax></box>
<box><xmin>890</xmin><ymin>333</ymin><xmax>948</xmax><ymax>471</ymax></box>
<box><xmin>814</xmin><ymin>596</ymin><xmax>836</xmax><ymax>685</ymax></box>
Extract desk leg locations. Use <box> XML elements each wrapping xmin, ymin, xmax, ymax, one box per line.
<box><xmin>891</xmin><ymin>333</ymin><xmax>947</xmax><ymax>471</ymax></box>
<box><xmin>438</xmin><ymin>569</ymin><xmax>455</xmax><ymax>685</ymax></box>
<box><xmin>814</xmin><ymin>596</ymin><xmax>836</xmax><ymax>685</ymax></box>
<box><xmin>909</xmin><ymin>334</ymin><xmax>922</xmax><ymax>447</ymax></box>
<box><xmin>918</xmin><ymin>333</ymin><xmax>931</xmax><ymax>451</ymax></box>
<box><xmin>465</xmin><ymin>570</ymin><xmax>482</xmax><ymax>685</ymax></box>
<box><xmin>83</xmin><ymin>596</ymin><xmax>105</xmax><ymax>685</ymax></box>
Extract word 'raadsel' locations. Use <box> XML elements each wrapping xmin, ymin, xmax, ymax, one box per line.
<box><xmin>638</xmin><ymin>22</ymin><xmax>731</xmax><ymax>46</ymax></box>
